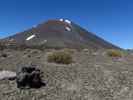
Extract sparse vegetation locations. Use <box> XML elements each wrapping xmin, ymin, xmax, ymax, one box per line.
<box><xmin>47</xmin><ymin>50</ymin><xmax>73</xmax><ymax>64</ymax></box>
<box><xmin>0</xmin><ymin>48</ymin><xmax>133</xmax><ymax>100</ymax></box>
<box><xmin>62</xmin><ymin>48</ymin><xmax>75</xmax><ymax>54</ymax></box>
<box><xmin>107</xmin><ymin>49</ymin><xmax>123</xmax><ymax>57</ymax></box>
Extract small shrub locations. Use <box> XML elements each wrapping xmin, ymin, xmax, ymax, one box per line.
<box><xmin>0</xmin><ymin>42</ymin><xmax>6</xmax><ymax>50</ymax></box>
<box><xmin>62</xmin><ymin>48</ymin><xmax>75</xmax><ymax>54</ymax></box>
<box><xmin>107</xmin><ymin>49</ymin><xmax>123</xmax><ymax>57</ymax></box>
<box><xmin>47</xmin><ymin>51</ymin><xmax>73</xmax><ymax>64</ymax></box>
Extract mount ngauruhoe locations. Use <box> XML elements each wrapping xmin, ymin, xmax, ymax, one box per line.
<box><xmin>1</xmin><ymin>19</ymin><xmax>133</xmax><ymax>100</ymax></box>
<box><xmin>5</xmin><ymin>19</ymin><xmax>119</xmax><ymax>49</ymax></box>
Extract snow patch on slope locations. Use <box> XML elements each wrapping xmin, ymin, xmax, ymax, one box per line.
<box><xmin>26</xmin><ymin>34</ymin><xmax>36</xmax><ymax>41</ymax></box>
<box><xmin>59</xmin><ymin>19</ymin><xmax>63</xmax><ymax>21</ymax></box>
<box><xmin>65</xmin><ymin>27</ymin><xmax>71</xmax><ymax>31</ymax></box>
<box><xmin>0</xmin><ymin>70</ymin><xmax>16</xmax><ymax>80</ymax></box>
<box><xmin>65</xmin><ymin>19</ymin><xmax>71</xmax><ymax>24</ymax></box>
<box><xmin>59</xmin><ymin>19</ymin><xmax>71</xmax><ymax>24</ymax></box>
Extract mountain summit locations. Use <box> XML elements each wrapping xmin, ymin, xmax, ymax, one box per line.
<box><xmin>6</xmin><ymin>19</ymin><xmax>119</xmax><ymax>49</ymax></box>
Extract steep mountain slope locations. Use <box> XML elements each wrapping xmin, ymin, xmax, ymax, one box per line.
<box><xmin>5</xmin><ymin>19</ymin><xmax>119</xmax><ymax>49</ymax></box>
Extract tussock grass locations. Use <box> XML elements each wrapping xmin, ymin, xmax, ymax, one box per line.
<box><xmin>47</xmin><ymin>50</ymin><xmax>73</xmax><ymax>64</ymax></box>
<box><xmin>107</xmin><ymin>49</ymin><xmax>123</xmax><ymax>57</ymax></box>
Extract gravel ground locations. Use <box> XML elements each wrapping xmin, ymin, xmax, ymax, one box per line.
<box><xmin>0</xmin><ymin>49</ymin><xmax>133</xmax><ymax>100</ymax></box>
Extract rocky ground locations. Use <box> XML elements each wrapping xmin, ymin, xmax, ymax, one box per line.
<box><xmin>0</xmin><ymin>48</ymin><xmax>133</xmax><ymax>100</ymax></box>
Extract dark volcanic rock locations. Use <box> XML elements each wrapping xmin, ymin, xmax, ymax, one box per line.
<box><xmin>16</xmin><ymin>64</ymin><xmax>45</xmax><ymax>89</ymax></box>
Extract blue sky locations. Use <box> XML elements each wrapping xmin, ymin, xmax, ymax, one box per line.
<box><xmin>0</xmin><ymin>0</ymin><xmax>132</xmax><ymax>49</ymax></box>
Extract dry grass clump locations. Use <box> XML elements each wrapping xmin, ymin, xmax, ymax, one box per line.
<box><xmin>107</xmin><ymin>49</ymin><xmax>123</xmax><ymax>57</ymax></box>
<box><xmin>47</xmin><ymin>50</ymin><xmax>73</xmax><ymax>64</ymax></box>
<box><xmin>62</xmin><ymin>48</ymin><xmax>75</xmax><ymax>54</ymax></box>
